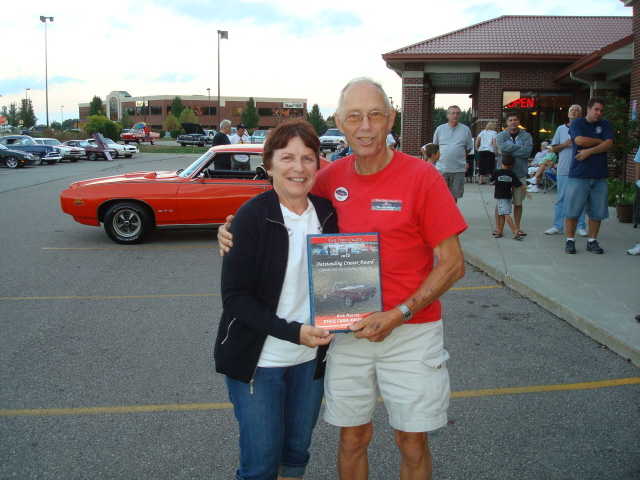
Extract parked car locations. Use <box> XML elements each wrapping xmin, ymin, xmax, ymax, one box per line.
<box><xmin>86</xmin><ymin>137</ymin><xmax>138</xmax><ymax>158</ymax></box>
<box><xmin>120</xmin><ymin>122</ymin><xmax>160</xmax><ymax>144</ymax></box>
<box><xmin>34</xmin><ymin>138</ymin><xmax>84</xmax><ymax>162</ymax></box>
<box><xmin>60</xmin><ymin>144</ymin><xmax>270</xmax><ymax>244</ymax></box>
<box><xmin>0</xmin><ymin>135</ymin><xmax>62</xmax><ymax>165</ymax></box>
<box><xmin>20</xmin><ymin>125</ymin><xmax>47</xmax><ymax>136</ymax></box>
<box><xmin>63</xmin><ymin>134</ymin><xmax>117</xmax><ymax>161</ymax></box>
<box><xmin>177</xmin><ymin>123</ymin><xmax>214</xmax><ymax>147</ymax></box>
<box><xmin>319</xmin><ymin>128</ymin><xmax>345</xmax><ymax>151</ymax></box>
<box><xmin>321</xmin><ymin>281</ymin><xmax>377</xmax><ymax>307</ymax></box>
<box><xmin>0</xmin><ymin>144</ymin><xmax>40</xmax><ymax>168</ymax></box>
<box><xmin>251</xmin><ymin>130</ymin><xmax>268</xmax><ymax>144</ymax></box>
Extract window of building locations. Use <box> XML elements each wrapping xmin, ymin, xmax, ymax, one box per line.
<box><xmin>502</xmin><ymin>91</ymin><xmax>573</xmax><ymax>153</ymax></box>
<box><xmin>136</xmin><ymin>106</ymin><xmax>149</xmax><ymax>115</ymax></box>
<box><xmin>123</xmin><ymin>107</ymin><xmax>135</xmax><ymax>116</ymax></box>
<box><xmin>258</xmin><ymin>108</ymin><xmax>275</xmax><ymax>116</ymax></box>
<box><xmin>232</xmin><ymin>107</ymin><xmax>243</xmax><ymax>116</ymax></box>
<box><xmin>151</xmin><ymin>106</ymin><xmax>162</xmax><ymax>115</ymax></box>
<box><xmin>109</xmin><ymin>97</ymin><xmax>118</xmax><ymax>121</ymax></box>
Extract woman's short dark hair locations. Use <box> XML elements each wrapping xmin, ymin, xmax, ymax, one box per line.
<box><xmin>263</xmin><ymin>121</ymin><xmax>320</xmax><ymax>170</ymax></box>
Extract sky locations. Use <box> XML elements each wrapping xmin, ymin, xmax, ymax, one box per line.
<box><xmin>1</xmin><ymin>0</ymin><xmax>631</xmax><ymax>125</ymax></box>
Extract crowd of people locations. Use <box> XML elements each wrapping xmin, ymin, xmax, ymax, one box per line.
<box><xmin>208</xmin><ymin>81</ymin><xmax>635</xmax><ymax>480</ymax></box>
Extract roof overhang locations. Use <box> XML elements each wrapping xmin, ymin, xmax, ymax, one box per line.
<box><xmin>554</xmin><ymin>35</ymin><xmax>633</xmax><ymax>83</ymax></box>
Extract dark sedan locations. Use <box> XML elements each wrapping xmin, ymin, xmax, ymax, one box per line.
<box><xmin>0</xmin><ymin>135</ymin><xmax>62</xmax><ymax>165</ymax></box>
<box><xmin>0</xmin><ymin>144</ymin><xmax>40</xmax><ymax>168</ymax></box>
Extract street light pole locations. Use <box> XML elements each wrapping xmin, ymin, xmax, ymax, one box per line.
<box><xmin>40</xmin><ymin>16</ymin><xmax>54</xmax><ymax>127</ymax></box>
<box><xmin>207</xmin><ymin>88</ymin><xmax>211</xmax><ymax>129</ymax></box>
<box><xmin>61</xmin><ymin>105</ymin><xmax>64</xmax><ymax>125</ymax></box>
<box><xmin>217</xmin><ymin>30</ymin><xmax>228</xmax><ymax>129</ymax></box>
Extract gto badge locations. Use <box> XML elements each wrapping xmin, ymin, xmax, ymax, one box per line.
<box><xmin>157</xmin><ymin>209</ymin><xmax>174</xmax><ymax>213</ymax></box>
<box><xmin>334</xmin><ymin>187</ymin><xmax>348</xmax><ymax>202</ymax></box>
<box><xmin>73</xmin><ymin>198</ymin><xmax>85</xmax><ymax>206</ymax></box>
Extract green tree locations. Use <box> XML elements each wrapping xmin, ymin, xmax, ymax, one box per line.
<box><xmin>163</xmin><ymin>113</ymin><xmax>181</xmax><ymax>132</ymax></box>
<box><xmin>604</xmin><ymin>92</ymin><xmax>640</xmax><ymax>187</ymax></box>
<box><xmin>307</xmin><ymin>104</ymin><xmax>326</xmax><ymax>134</ymax></box>
<box><xmin>170</xmin><ymin>96</ymin><xmax>185</xmax><ymax>119</ymax></box>
<box><xmin>325</xmin><ymin>115</ymin><xmax>336</xmax><ymax>128</ymax></box>
<box><xmin>392</xmin><ymin>106</ymin><xmax>402</xmax><ymax>137</ymax></box>
<box><xmin>121</xmin><ymin>111</ymin><xmax>133</xmax><ymax>130</ymax></box>
<box><xmin>241</xmin><ymin>97</ymin><xmax>260</xmax><ymax>131</ymax></box>
<box><xmin>434</xmin><ymin>107</ymin><xmax>447</xmax><ymax>129</ymax></box>
<box><xmin>89</xmin><ymin>96</ymin><xmax>105</xmax><ymax>116</ymax></box>
<box><xmin>84</xmin><ymin>115</ymin><xmax>119</xmax><ymax>141</ymax></box>
<box><xmin>179</xmin><ymin>108</ymin><xmax>199</xmax><ymax>125</ymax></box>
<box><xmin>19</xmin><ymin>99</ymin><xmax>37</xmax><ymax>129</ymax></box>
<box><xmin>7</xmin><ymin>103</ymin><xmax>19</xmax><ymax>128</ymax></box>
<box><xmin>61</xmin><ymin>118</ymin><xmax>79</xmax><ymax>130</ymax></box>
<box><xmin>50</xmin><ymin>121</ymin><xmax>62</xmax><ymax>130</ymax></box>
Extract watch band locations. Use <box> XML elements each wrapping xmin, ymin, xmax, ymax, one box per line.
<box><xmin>397</xmin><ymin>303</ymin><xmax>413</xmax><ymax>322</ymax></box>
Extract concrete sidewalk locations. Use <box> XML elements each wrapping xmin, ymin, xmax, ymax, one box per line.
<box><xmin>456</xmin><ymin>181</ymin><xmax>640</xmax><ymax>366</ymax></box>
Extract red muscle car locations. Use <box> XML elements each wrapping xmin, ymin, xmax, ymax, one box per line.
<box><xmin>321</xmin><ymin>282</ymin><xmax>377</xmax><ymax>307</ymax></box>
<box><xmin>60</xmin><ymin>144</ymin><xmax>270</xmax><ymax>244</ymax></box>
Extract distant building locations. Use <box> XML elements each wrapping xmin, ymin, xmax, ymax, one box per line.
<box><xmin>79</xmin><ymin>91</ymin><xmax>307</xmax><ymax>130</ymax></box>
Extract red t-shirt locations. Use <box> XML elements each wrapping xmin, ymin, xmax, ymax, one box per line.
<box><xmin>312</xmin><ymin>151</ymin><xmax>468</xmax><ymax>323</ymax></box>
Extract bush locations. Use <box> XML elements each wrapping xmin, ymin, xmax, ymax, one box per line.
<box><xmin>170</xmin><ymin>129</ymin><xmax>184</xmax><ymax>139</ymax></box>
<box><xmin>607</xmin><ymin>178</ymin><xmax>636</xmax><ymax>206</ymax></box>
<box><xmin>159</xmin><ymin>130</ymin><xmax>166</xmax><ymax>139</ymax></box>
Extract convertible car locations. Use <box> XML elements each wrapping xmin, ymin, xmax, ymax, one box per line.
<box><xmin>60</xmin><ymin>144</ymin><xmax>270</xmax><ymax>244</ymax></box>
<box><xmin>321</xmin><ymin>281</ymin><xmax>377</xmax><ymax>307</ymax></box>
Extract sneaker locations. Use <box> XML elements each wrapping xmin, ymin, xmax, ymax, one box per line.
<box><xmin>527</xmin><ymin>178</ymin><xmax>537</xmax><ymax>185</ymax></box>
<box><xmin>565</xmin><ymin>239</ymin><xmax>576</xmax><ymax>254</ymax></box>
<box><xmin>577</xmin><ymin>228</ymin><xmax>588</xmax><ymax>237</ymax></box>
<box><xmin>527</xmin><ymin>185</ymin><xmax>539</xmax><ymax>193</ymax></box>
<box><xmin>627</xmin><ymin>243</ymin><xmax>640</xmax><ymax>255</ymax></box>
<box><xmin>545</xmin><ymin>227</ymin><xmax>563</xmax><ymax>235</ymax></box>
<box><xmin>586</xmin><ymin>240</ymin><xmax>603</xmax><ymax>254</ymax></box>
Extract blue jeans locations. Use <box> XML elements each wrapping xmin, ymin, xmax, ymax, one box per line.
<box><xmin>225</xmin><ymin>359</ymin><xmax>324</xmax><ymax>480</ymax></box>
<box><xmin>564</xmin><ymin>177</ymin><xmax>609</xmax><ymax>221</ymax></box>
<box><xmin>553</xmin><ymin>175</ymin><xmax>586</xmax><ymax>231</ymax></box>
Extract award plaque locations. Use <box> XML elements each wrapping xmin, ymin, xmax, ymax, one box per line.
<box><xmin>307</xmin><ymin>233</ymin><xmax>382</xmax><ymax>332</ymax></box>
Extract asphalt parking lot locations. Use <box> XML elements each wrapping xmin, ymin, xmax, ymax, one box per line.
<box><xmin>1</xmin><ymin>154</ymin><xmax>639</xmax><ymax>479</ymax></box>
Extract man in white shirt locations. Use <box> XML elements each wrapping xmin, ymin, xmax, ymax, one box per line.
<box><xmin>432</xmin><ymin>106</ymin><xmax>473</xmax><ymax>202</ymax></box>
<box><xmin>229</xmin><ymin>123</ymin><xmax>252</xmax><ymax>170</ymax></box>
<box><xmin>386</xmin><ymin>130</ymin><xmax>396</xmax><ymax>148</ymax></box>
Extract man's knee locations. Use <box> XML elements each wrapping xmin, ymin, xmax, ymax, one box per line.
<box><xmin>340</xmin><ymin>424</ymin><xmax>373</xmax><ymax>455</ymax></box>
<box><xmin>395</xmin><ymin>431</ymin><xmax>429</xmax><ymax>460</ymax></box>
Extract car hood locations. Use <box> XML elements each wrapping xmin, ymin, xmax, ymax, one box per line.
<box><xmin>182</xmin><ymin>123</ymin><xmax>206</xmax><ymax>135</ymax></box>
<box><xmin>68</xmin><ymin>170</ymin><xmax>180</xmax><ymax>188</ymax></box>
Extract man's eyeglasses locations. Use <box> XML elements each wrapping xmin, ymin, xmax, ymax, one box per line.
<box><xmin>341</xmin><ymin>111</ymin><xmax>390</xmax><ymax>125</ymax></box>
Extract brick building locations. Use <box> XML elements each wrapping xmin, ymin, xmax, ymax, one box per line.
<box><xmin>382</xmin><ymin>15</ymin><xmax>633</xmax><ymax>162</ymax></box>
<box><xmin>79</xmin><ymin>92</ymin><xmax>307</xmax><ymax>131</ymax></box>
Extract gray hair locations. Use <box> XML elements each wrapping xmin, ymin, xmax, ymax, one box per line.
<box><xmin>220</xmin><ymin>119</ymin><xmax>232</xmax><ymax>129</ymax></box>
<box><xmin>336</xmin><ymin>77</ymin><xmax>392</xmax><ymax>116</ymax></box>
<box><xmin>569</xmin><ymin>104</ymin><xmax>582</xmax><ymax>113</ymax></box>
<box><xmin>541</xmin><ymin>141</ymin><xmax>549</xmax><ymax>148</ymax></box>
<box><xmin>447</xmin><ymin>105</ymin><xmax>461</xmax><ymax>113</ymax></box>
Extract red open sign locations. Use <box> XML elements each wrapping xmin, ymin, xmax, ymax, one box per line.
<box><xmin>507</xmin><ymin>98</ymin><xmax>535</xmax><ymax>108</ymax></box>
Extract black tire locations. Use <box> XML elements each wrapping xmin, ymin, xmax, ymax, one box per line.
<box><xmin>150</xmin><ymin>139</ymin><xmax>155</xmax><ymax>145</ymax></box>
<box><xmin>180</xmin><ymin>144</ymin><xmax>186</xmax><ymax>147</ymax></box>
<box><xmin>112</xmin><ymin>151</ymin><xmax>119</xmax><ymax>159</ymax></box>
<box><xmin>137</xmin><ymin>138</ymin><xmax>144</xmax><ymax>145</ymax></box>
<box><xmin>4</xmin><ymin>156</ymin><xmax>19</xmax><ymax>169</ymax></box>
<box><xmin>124</xmin><ymin>155</ymin><xmax>132</xmax><ymax>158</ymax></box>
<box><xmin>344</xmin><ymin>295</ymin><xmax>354</xmax><ymax>307</ymax></box>
<box><xmin>104</xmin><ymin>202</ymin><xmax>152</xmax><ymax>244</ymax></box>
<box><xmin>34</xmin><ymin>155</ymin><xmax>43</xmax><ymax>166</ymax></box>
<box><xmin>70</xmin><ymin>158</ymin><xmax>79</xmax><ymax>163</ymax></box>
<box><xmin>87</xmin><ymin>152</ymin><xmax>98</xmax><ymax>161</ymax></box>
<box><xmin>124</xmin><ymin>141</ymin><xmax>129</xmax><ymax>145</ymax></box>
<box><xmin>46</xmin><ymin>160</ymin><xmax>56</xmax><ymax>165</ymax></box>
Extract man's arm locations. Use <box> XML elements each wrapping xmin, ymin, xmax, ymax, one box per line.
<box><xmin>348</xmin><ymin>234</ymin><xmax>465</xmax><ymax>343</ymax></box>
<box><xmin>496</xmin><ymin>132</ymin><xmax>517</xmax><ymax>153</ymax></box>
<box><xmin>574</xmin><ymin>136</ymin><xmax>603</xmax><ymax>148</ymax></box>
<box><xmin>575</xmin><ymin>139</ymin><xmax>613</xmax><ymax>161</ymax></box>
<box><xmin>218</xmin><ymin>215</ymin><xmax>235</xmax><ymax>256</ymax></box>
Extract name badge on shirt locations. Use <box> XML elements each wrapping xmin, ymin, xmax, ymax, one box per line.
<box><xmin>371</xmin><ymin>199</ymin><xmax>402</xmax><ymax>211</ymax></box>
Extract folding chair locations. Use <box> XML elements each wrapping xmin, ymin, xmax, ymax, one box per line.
<box><xmin>542</xmin><ymin>169</ymin><xmax>557</xmax><ymax>193</ymax></box>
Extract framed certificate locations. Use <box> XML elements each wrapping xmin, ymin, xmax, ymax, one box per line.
<box><xmin>307</xmin><ymin>233</ymin><xmax>382</xmax><ymax>332</ymax></box>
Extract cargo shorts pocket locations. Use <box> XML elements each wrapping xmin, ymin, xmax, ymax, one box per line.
<box><xmin>422</xmin><ymin>349</ymin><xmax>450</xmax><ymax>371</ymax></box>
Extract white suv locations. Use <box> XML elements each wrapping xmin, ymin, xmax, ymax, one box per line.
<box><xmin>319</xmin><ymin>128</ymin><xmax>345</xmax><ymax>151</ymax></box>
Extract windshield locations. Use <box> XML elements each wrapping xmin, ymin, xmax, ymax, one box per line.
<box><xmin>253</xmin><ymin>131</ymin><xmax>267</xmax><ymax>137</ymax></box>
<box><xmin>43</xmin><ymin>139</ymin><xmax>62</xmax><ymax>146</ymax></box>
<box><xmin>179</xmin><ymin>151</ymin><xmax>214</xmax><ymax>178</ymax></box>
<box><xmin>324</xmin><ymin>129</ymin><xmax>342</xmax><ymax>136</ymax></box>
<box><xmin>0</xmin><ymin>144</ymin><xmax>7</xmax><ymax>150</ymax></box>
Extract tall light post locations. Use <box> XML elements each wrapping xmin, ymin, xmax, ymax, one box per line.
<box><xmin>207</xmin><ymin>88</ymin><xmax>211</xmax><ymax>129</ymax></box>
<box><xmin>217</xmin><ymin>30</ymin><xmax>228</xmax><ymax>129</ymax></box>
<box><xmin>40</xmin><ymin>16</ymin><xmax>54</xmax><ymax>127</ymax></box>
<box><xmin>25</xmin><ymin>88</ymin><xmax>30</xmax><ymax>102</ymax></box>
<box><xmin>61</xmin><ymin>105</ymin><xmax>64</xmax><ymax>125</ymax></box>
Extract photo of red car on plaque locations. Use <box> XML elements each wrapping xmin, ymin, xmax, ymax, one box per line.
<box><xmin>307</xmin><ymin>233</ymin><xmax>382</xmax><ymax>332</ymax></box>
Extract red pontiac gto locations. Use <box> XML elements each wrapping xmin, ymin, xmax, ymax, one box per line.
<box><xmin>60</xmin><ymin>144</ymin><xmax>271</xmax><ymax>244</ymax></box>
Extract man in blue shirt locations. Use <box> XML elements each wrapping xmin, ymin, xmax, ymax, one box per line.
<box><xmin>564</xmin><ymin>97</ymin><xmax>614</xmax><ymax>254</ymax></box>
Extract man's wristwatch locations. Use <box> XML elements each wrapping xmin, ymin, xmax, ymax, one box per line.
<box><xmin>397</xmin><ymin>303</ymin><xmax>413</xmax><ymax>322</ymax></box>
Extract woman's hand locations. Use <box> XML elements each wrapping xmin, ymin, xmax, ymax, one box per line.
<box><xmin>217</xmin><ymin>215</ymin><xmax>235</xmax><ymax>257</ymax></box>
<box><xmin>299</xmin><ymin>325</ymin><xmax>334</xmax><ymax>348</ymax></box>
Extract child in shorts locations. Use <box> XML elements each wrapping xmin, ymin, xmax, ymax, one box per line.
<box><xmin>490</xmin><ymin>153</ymin><xmax>531</xmax><ymax>240</ymax></box>
<box><xmin>421</xmin><ymin>143</ymin><xmax>440</xmax><ymax>166</ymax></box>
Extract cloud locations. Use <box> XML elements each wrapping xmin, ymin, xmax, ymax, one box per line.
<box><xmin>151</xmin><ymin>73</ymin><xmax>196</xmax><ymax>83</ymax></box>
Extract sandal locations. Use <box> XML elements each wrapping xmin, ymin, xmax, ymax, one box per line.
<box><xmin>493</xmin><ymin>232</ymin><xmax>503</xmax><ymax>238</ymax></box>
<box><xmin>516</xmin><ymin>231</ymin><xmax>527</xmax><ymax>236</ymax></box>
<box><xmin>513</xmin><ymin>234</ymin><xmax>524</xmax><ymax>241</ymax></box>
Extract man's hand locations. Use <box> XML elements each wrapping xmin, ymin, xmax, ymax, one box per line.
<box><xmin>575</xmin><ymin>149</ymin><xmax>591</xmax><ymax>161</ymax></box>
<box><xmin>348</xmin><ymin>308</ymin><xmax>404</xmax><ymax>343</ymax></box>
<box><xmin>300</xmin><ymin>325</ymin><xmax>334</xmax><ymax>348</ymax></box>
<box><xmin>217</xmin><ymin>215</ymin><xmax>235</xmax><ymax>257</ymax></box>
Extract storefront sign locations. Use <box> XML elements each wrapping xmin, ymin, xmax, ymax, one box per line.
<box><xmin>506</xmin><ymin>97</ymin><xmax>535</xmax><ymax>109</ymax></box>
<box><xmin>283</xmin><ymin>102</ymin><xmax>303</xmax><ymax>108</ymax></box>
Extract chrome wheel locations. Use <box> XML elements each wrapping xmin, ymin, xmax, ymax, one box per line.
<box><xmin>5</xmin><ymin>156</ymin><xmax>19</xmax><ymax>169</ymax></box>
<box><xmin>104</xmin><ymin>202</ymin><xmax>152</xmax><ymax>244</ymax></box>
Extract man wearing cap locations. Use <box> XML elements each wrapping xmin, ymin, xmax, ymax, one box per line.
<box><xmin>212</xmin><ymin>119</ymin><xmax>232</xmax><ymax>170</ymax></box>
<box><xmin>229</xmin><ymin>124</ymin><xmax>252</xmax><ymax>170</ymax></box>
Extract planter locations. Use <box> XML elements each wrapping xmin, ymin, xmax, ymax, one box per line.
<box><xmin>615</xmin><ymin>202</ymin><xmax>633</xmax><ymax>223</ymax></box>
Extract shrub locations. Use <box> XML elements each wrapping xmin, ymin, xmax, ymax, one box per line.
<box><xmin>170</xmin><ymin>129</ymin><xmax>184</xmax><ymax>139</ymax></box>
<box><xmin>607</xmin><ymin>178</ymin><xmax>636</xmax><ymax>206</ymax></box>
